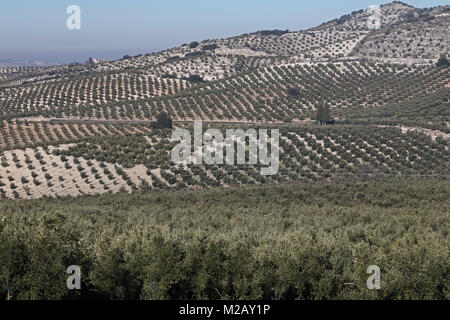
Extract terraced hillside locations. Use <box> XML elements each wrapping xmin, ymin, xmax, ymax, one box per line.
<box><xmin>0</xmin><ymin>1</ymin><xmax>449</xmax><ymax>200</ymax></box>
<box><xmin>1</xmin><ymin>2</ymin><xmax>447</xmax><ymax>86</ymax></box>
<box><xmin>352</xmin><ymin>5</ymin><xmax>450</xmax><ymax>62</ymax></box>
<box><xmin>0</xmin><ymin>124</ymin><xmax>448</xmax><ymax>199</ymax></box>
<box><xmin>2</xmin><ymin>61</ymin><xmax>448</xmax><ymax>129</ymax></box>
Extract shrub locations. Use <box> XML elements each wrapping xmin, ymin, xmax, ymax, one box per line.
<box><xmin>436</xmin><ymin>54</ymin><xmax>449</xmax><ymax>68</ymax></box>
<box><xmin>189</xmin><ymin>41</ymin><xmax>199</xmax><ymax>49</ymax></box>
<box><xmin>287</xmin><ymin>87</ymin><xmax>300</xmax><ymax>97</ymax></box>
<box><xmin>152</xmin><ymin>112</ymin><xmax>173</xmax><ymax>129</ymax></box>
<box><xmin>201</xmin><ymin>44</ymin><xmax>218</xmax><ymax>51</ymax></box>
<box><xmin>186</xmin><ymin>75</ymin><xmax>204</xmax><ymax>83</ymax></box>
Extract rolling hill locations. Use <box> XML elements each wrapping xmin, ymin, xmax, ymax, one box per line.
<box><xmin>0</xmin><ymin>1</ymin><xmax>448</xmax><ymax>200</ymax></box>
<box><xmin>1</xmin><ymin>1</ymin><xmax>449</xmax><ymax>302</ymax></box>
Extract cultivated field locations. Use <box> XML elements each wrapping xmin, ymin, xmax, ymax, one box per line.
<box><xmin>0</xmin><ymin>1</ymin><xmax>449</xmax><ymax>301</ymax></box>
<box><xmin>1</xmin><ymin>178</ymin><xmax>448</xmax><ymax>299</ymax></box>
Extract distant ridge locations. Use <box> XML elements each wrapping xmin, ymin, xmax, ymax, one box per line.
<box><xmin>0</xmin><ymin>60</ymin><xmax>60</xmax><ymax>67</ymax></box>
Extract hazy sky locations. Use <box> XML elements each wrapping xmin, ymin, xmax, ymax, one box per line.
<box><xmin>1</xmin><ymin>0</ymin><xmax>448</xmax><ymax>63</ymax></box>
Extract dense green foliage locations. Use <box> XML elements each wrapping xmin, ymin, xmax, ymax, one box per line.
<box><xmin>0</xmin><ymin>178</ymin><xmax>448</xmax><ymax>300</ymax></box>
<box><xmin>153</xmin><ymin>112</ymin><xmax>173</xmax><ymax>129</ymax></box>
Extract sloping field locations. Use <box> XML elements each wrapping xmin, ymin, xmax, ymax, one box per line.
<box><xmin>1</xmin><ymin>124</ymin><xmax>448</xmax><ymax>199</ymax></box>
<box><xmin>1</xmin><ymin>62</ymin><xmax>448</xmax><ymax>126</ymax></box>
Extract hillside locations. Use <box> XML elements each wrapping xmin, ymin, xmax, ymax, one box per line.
<box><xmin>0</xmin><ymin>1</ymin><xmax>448</xmax><ymax>200</ymax></box>
<box><xmin>352</xmin><ymin>5</ymin><xmax>450</xmax><ymax>62</ymax></box>
<box><xmin>1</xmin><ymin>1</ymin><xmax>450</xmax><ymax>303</ymax></box>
